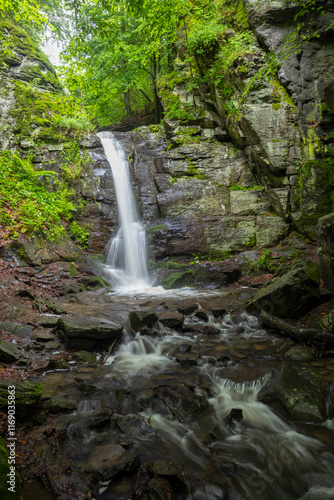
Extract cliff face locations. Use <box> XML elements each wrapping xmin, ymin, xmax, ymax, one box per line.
<box><xmin>125</xmin><ymin>0</ymin><xmax>334</xmax><ymax>260</ymax></box>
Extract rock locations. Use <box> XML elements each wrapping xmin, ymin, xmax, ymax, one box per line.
<box><xmin>148</xmin><ymin>460</ymin><xmax>187</xmax><ymax>492</ymax></box>
<box><xmin>72</xmin><ymin>350</ymin><xmax>97</xmax><ymax>364</ymax></box>
<box><xmin>258</xmin><ymin>363</ymin><xmax>326</xmax><ymax>423</ymax></box>
<box><xmin>155</xmin><ymin>385</ymin><xmax>207</xmax><ymax>419</ymax></box>
<box><xmin>12</xmin><ymin>235</ymin><xmax>83</xmax><ymax>266</ymax></box>
<box><xmin>284</xmin><ymin>345</ymin><xmax>314</xmax><ymax>360</ymax></box>
<box><xmin>129</xmin><ymin>310</ymin><xmax>159</xmax><ymax>331</ymax></box>
<box><xmin>161</xmin><ymin>263</ymin><xmax>241</xmax><ymax>290</ymax></box>
<box><xmin>35</xmin><ymin>314</ymin><xmax>61</xmax><ymax>327</ymax></box>
<box><xmin>83</xmin><ymin>444</ymin><xmax>140</xmax><ymax>480</ymax></box>
<box><xmin>317</xmin><ymin>213</ymin><xmax>334</xmax><ymax>292</ymax></box>
<box><xmin>0</xmin><ymin>321</ymin><xmax>33</xmax><ymax>339</ymax></box>
<box><xmin>44</xmin><ymin>395</ymin><xmax>75</xmax><ymax>413</ymax></box>
<box><xmin>159</xmin><ymin>311</ymin><xmax>184</xmax><ymax>329</ymax></box>
<box><xmin>54</xmin><ymin>358</ymin><xmax>70</xmax><ymax>370</ymax></box>
<box><xmin>33</xmin><ymin>330</ymin><xmax>55</xmax><ymax>342</ymax></box>
<box><xmin>245</xmin><ymin>260</ymin><xmax>320</xmax><ymax>319</ymax></box>
<box><xmin>0</xmin><ymin>436</ymin><xmax>22</xmax><ymax>499</ymax></box>
<box><xmin>114</xmin><ymin>415</ymin><xmax>157</xmax><ymax>438</ymax></box>
<box><xmin>177</xmin><ymin>303</ymin><xmax>198</xmax><ymax>315</ymax></box>
<box><xmin>56</xmin><ymin>315</ymin><xmax>123</xmax><ymax>349</ymax></box>
<box><xmin>0</xmin><ymin>340</ymin><xmax>20</xmax><ymax>363</ymax></box>
<box><xmin>141</xmin><ymin>477</ymin><xmax>175</xmax><ymax>500</ymax></box>
<box><xmin>72</xmin><ymin>288</ymin><xmax>113</xmax><ymax>305</ymax></box>
<box><xmin>195</xmin><ymin>309</ymin><xmax>210</xmax><ymax>321</ymax></box>
<box><xmin>319</xmin><ymin>312</ymin><xmax>334</xmax><ymax>334</ymax></box>
<box><xmin>230</xmin><ymin>189</ymin><xmax>269</xmax><ymax>216</ymax></box>
<box><xmin>0</xmin><ymin>380</ymin><xmax>42</xmax><ymax>417</ymax></box>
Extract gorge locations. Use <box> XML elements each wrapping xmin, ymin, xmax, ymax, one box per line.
<box><xmin>0</xmin><ymin>0</ymin><xmax>334</xmax><ymax>499</ymax></box>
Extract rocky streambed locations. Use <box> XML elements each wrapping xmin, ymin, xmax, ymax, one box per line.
<box><xmin>1</xmin><ymin>254</ymin><xmax>334</xmax><ymax>500</ymax></box>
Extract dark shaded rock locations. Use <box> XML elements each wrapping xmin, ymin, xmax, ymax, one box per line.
<box><xmin>148</xmin><ymin>460</ymin><xmax>187</xmax><ymax>492</ymax></box>
<box><xmin>0</xmin><ymin>379</ymin><xmax>42</xmax><ymax>417</ymax></box>
<box><xmin>44</xmin><ymin>395</ymin><xmax>75</xmax><ymax>413</ymax></box>
<box><xmin>225</xmin><ymin>408</ymin><xmax>243</xmax><ymax>426</ymax></box>
<box><xmin>141</xmin><ymin>477</ymin><xmax>175</xmax><ymax>500</ymax></box>
<box><xmin>177</xmin><ymin>303</ymin><xmax>198</xmax><ymax>315</ymax></box>
<box><xmin>284</xmin><ymin>345</ymin><xmax>314</xmax><ymax>360</ymax></box>
<box><xmin>159</xmin><ymin>311</ymin><xmax>184</xmax><ymax>329</ymax></box>
<box><xmin>16</xmin><ymin>288</ymin><xmax>35</xmax><ymax>299</ymax></box>
<box><xmin>129</xmin><ymin>310</ymin><xmax>159</xmax><ymax>331</ymax></box>
<box><xmin>114</xmin><ymin>415</ymin><xmax>157</xmax><ymax>438</ymax></box>
<box><xmin>258</xmin><ymin>363</ymin><xmax>326</xmax><ymax>423</ymax></box>
<box><xmin>56</xmin><ymin>315</ymin><xmax>123</xmax><ymax>349</ymax></box>
<box><xmin>83</xmin><ymin>444</ymin><xmax>140</xmax><ymax>480</ymax></box>
<box><xmin>245</xmin><ymin>260</ymin><xmax>320</xmax><ymax>319</ymax></box>
<box><xmin>88</xmin><ymin>412</ymin><xmax>111</xmax><ymax>430</ymax></box>
<box><xmin>54</xmin><ymin>358</ymin><xmax>70</xmax><ymax>370</ymax></box>
<box><xmin>0</xmin><ymin>339</ymin><xmax>20</xmax><ymax>363</ymax></box>
<box><xmin>317</xmin><ymin>213</ymin><xmax>334</xmax><ymax>292</ymax></box>
<box><xmin>155</xmin><ymin>385</ymin><xmax>207</xmax><ymax>419</ymax></box>
<box><xmin>80</xmin><ymin>275</ymin><xmax>112</xmax><ymax>290</ymax></box>
<box><xmin>161</xmin><ymin>262</ymin><xmax>241</xmax><ymax>290</ymax></box>
<box><xmin>195</xmin><ymin>309</ymin><xmax>210</xmax><ymax>321</ymax></box>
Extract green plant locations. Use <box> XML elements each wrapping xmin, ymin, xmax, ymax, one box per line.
<box><xmin>69</xmin><ymin>221</ymin><xmax>89</xmax><ymax>248</ymax></box>
<box><xmin>0</xmin><ymin>151</ymin><xmax>77</xmax><ymax>240</ymax></box>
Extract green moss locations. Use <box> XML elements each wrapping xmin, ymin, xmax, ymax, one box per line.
<box><xmin>161</xmin><ymin>269</ymin><xmax>204</xmax><ymax>289</ymax></box>
<box><xmin>0</xmin><ymin>437</ymin><xmax>22</xmax><ymax>500</ymax></box>
<box><xmin>146</xmin><ymin>224</ymin><xmax>168</xmax><ymax>235</ymax></box>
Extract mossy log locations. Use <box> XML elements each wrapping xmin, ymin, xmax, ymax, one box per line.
<box><xmin>259</xmin><ymin>310</ymin><xmax>334</xmax><ymax>346</ymax></box>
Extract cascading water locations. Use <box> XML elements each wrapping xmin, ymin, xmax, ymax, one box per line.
<box><xmin>97</xmin><ymin>131</ymin><xmax>151</xmax><ymax>290</ymax></box>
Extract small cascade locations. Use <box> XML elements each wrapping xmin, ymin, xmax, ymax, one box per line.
<box><xmin>97</xmin><ymin>131</ymin><xmax>151</xmax><ymax>289</ymax></box>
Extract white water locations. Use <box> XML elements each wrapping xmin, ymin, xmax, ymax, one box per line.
<box><xmin>97</xmin><ymin>131</ymin><xmax>151</xmax><ymax>289</ymax></box>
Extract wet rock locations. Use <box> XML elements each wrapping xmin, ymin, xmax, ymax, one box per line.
<box><xmin>156</xmin><ymin>385</ymin><xmax>208</xmax><ymax>419</ymax></box>
<box><xmin>129</xmin><ymin>310</ymin><xmax>159</xmax><ymax>331</ymax></box>
<box><xmin>114</xmin><ymin>415</ymin><xmax>157</xmax><ymax>438</ymax></box>
<box><xmin>83</xmin><ymin>443</ymin><xmax>140</xmax><ymax>480</ymax></box>
<box><xmin>284</xmin><ymin>346</ymin><xmax>314</xmax><ymax>360</ymax></box>
<box><xmin>0</xmin><ymin>339</ymin><xmax>20</xmax><ymax>363</ymax></box>
<box><xmin>44</xmin><ymin>394</ymin><xmax>76</xmax><ymax>413</ymax></box>
<box><xmin>56</xmin><ymin>315</ymin><xmax>123</xmax><ymax>349</ymax></box>
<box><xmin>141</xmin><ymin>477</ymin><xmax>175</xmax><ymax>500</ymax></box>
<box><xmin>195</xmin><ymin>309</ymin><xmax>210</xmax><ymax>322</ymax></box>
<box><xmin>0</xmin><ymin>321</ymin><xmax>33</xmax><ymax>339</ymax></box>
<box><xmin>0</xmin><ymin>379</ymin><xmax>42</xmax><ymax>417</ymax></box>
<box><xmin>54</xmin><ymin>358</ymin><xmax>70</xmax><ymax>370</ymax></box>
<box><xmin>72</xmin><ymin>350</ymin><xmax>97</xmax><ymax>364</ymax></box>
<box><xmin>148</xmin><ymin>460</ymin><xmax>187</xmax><ymax>492</ymax></box>
<box><xmin>210</xmin><ymin>306</ymin><xmax>227</xmax><ymax>318</ymax></box>
<box><xmin>159</xmin><ymin>311</ymin><xmax>184</xmax><ymax>329</ymax></box>
<box><xmin>206</xmin><ymin>324</ymin><xmax>221</xmax><ymax>335</ymax></box>
<box><xmin>73</xmin><ymin>288</ymin><xmax>114</xmax><ymax>305</ymax></box>
<box><xmin>224</xmin><ymin>408</ymin><xmax>243</xmax><ymax>426</ymax></box>
<box><xmin>258</xmin><ymin>363</ymin><xmax>327</xmax><ymax>423</ymax></box>
<box><xmin>60</xmin><ymin>282</ymin><xmax>86</xmax><ymax>296</ymax></box>
<box><xmin>178</xmin><ymin>303</ymin><xmax>198</xmax><ymax>315</ymax></box>
<box><xmin>245</xmin><ymin>260</ymin><xmax>320</xmax><ymax>319</ymax></box>
<box><xmin>88</xmin><ymin>412</ymin><xmax>111</xmax><ymax>430</ymax></box>
<box><xmin>80</xmin><ymin>275</ymin><xmax>112</xmax><ymax>290</ymax></box>
<box><xmin>317</xmin><ymin>213</ymin><xmax>334</xmax><ymax>292</ymax></box>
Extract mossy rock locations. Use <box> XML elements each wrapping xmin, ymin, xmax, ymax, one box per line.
<box><xmin>0</xmin><ymin>380</ymin><xmax>42</xmax><ymax>417</ymax></box>
<box><xmin>44</xmin><ymin>395</ymin><xmax>76</xmax><ymax>413</ymax></box>
<box><xmin>245</xmin><ymin>260</ymin><xmax>320</xmax><ymax>319</ymax></box>
<box><xmin>0</xmin><ymin>437</ymin><xmax>22</xmax><ymax>499</ymax></box>
<box><xmin>258</xmin><ymin>363</ymin><xmax>326</xmax><ymax>423</ymax></box>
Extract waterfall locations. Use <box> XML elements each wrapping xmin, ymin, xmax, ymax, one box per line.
<box><xmin>97</xmin><ymin>131</ymin><xmax>151</xmax><ymax>289</ymax></box>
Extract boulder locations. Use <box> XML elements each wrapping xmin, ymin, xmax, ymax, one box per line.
<box><xmin>258</xmin><ymin>363</ymin><xmax>326</xmax><ymax>423</ymax></box>
<box><xmin>317</xmin><ymin>213</ymin><xmax>334</xmax><ymax>291</ymax></box>
<box><xmin>83</xmin><ymin>444</ymin><xmax>140</xmax><ymax>480</ymax></box>
<box><xmin>56</xmin><ymin>315</ymin><xmax>123</xmax><ymax>349</ymax></box>
<box><xmin>129</xmin><ymin>310</ymin><xmax>159</xmax><ymax>331</ymax></box>
<box><xmin>0</xmin><ymin>321</ymin><xmax>33</xmax><ymax>339</ymax></box>
<box><xmin>245</xmin><ymin>260</ymin><xmax>320</xmax><ymax>319</ymax></box>
<box><xmin>44</xmin><ymin>395</ymin><xmax>75</xmax><ymax>413</ymax></box>
<box><xmin>0</xmin><ymin>380</ymin><xmax>42</xmax><ymax>417</ymax></box>
<box><xmin>0</xmin><ymin>340</ymin><xmax>20</xmax><ymax>363</ymax></box>
<box><xmin>159</xmin><ymin>311</ymin><xmax>184</xmax><ymax>329</ymax></box>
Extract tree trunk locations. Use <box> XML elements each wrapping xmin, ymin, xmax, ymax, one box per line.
<box><xmin>259</xmin><ymin>310</ymin><xmax>334</xmax><ymax>346</ymax></box>
<box><xmin>151</xmin><ymin>56</ymin><xmax>164</xmax><ymax>123</ymax></box>
<box><xmin>124</xmin><ymin>91</ymin><xmax>132</xmax><ymax>116</ymax></box>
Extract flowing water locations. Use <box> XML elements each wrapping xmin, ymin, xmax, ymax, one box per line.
<box><xmin>97</xmin><ymin>131</ymin><xmax>151</xmax><ymax>290</ymax></box>
<box><xmin>35</xmin><ymin>135</ymin><xmax>334</xmax><ymax>498</ymax></box>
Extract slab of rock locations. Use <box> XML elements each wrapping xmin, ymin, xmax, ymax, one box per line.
<box><xmin>0</xmin><ymin>321</ymin><xmax>33</xmax><ymax>339</ymax></box>
<box><xmin>56</xmin><ymin>315</ymin><xmax>123</xmax><ymax>349</ymax></box>
<box><xmin>258</xmin><ymin>363</ymin><xmax>326</xmax><ymax>423</ymax></box>
<box><xmin>0</xmin><ymin>379</ymin><xmax>42</xmax><ymax>417</ymax></box>
<box><xmin>44</xmin><ymin>395</ymin><xmax>75</xmax><ymax>413</ymax></box>
<box><xmin>245</xmin><ymin>260</ymin><xmax>320</xmax><ymax>319</ymax></box>
<box><xmin>159</xmin><ymin>311</ymin><xmax>184</xmax><ymax>329</ymax></box>
<box><xmin>129</xmin><ymin>310</ymin><xmax>159</xmax><ymax>331</ymax></box>
<box><xmin>35</xmin><ymin>314</ymin><xmax>61</xmax><ymax>327</ymax></box>
<box><xmin>83</xmin><ymin>443</ymin><xmax>140</xmax><ymax>480</ymax></box>
<box><xmin>0</xmin><ymin>339</ymin><xmax>20</xmax><ymax>363</ymax></box>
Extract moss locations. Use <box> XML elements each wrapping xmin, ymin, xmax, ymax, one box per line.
<box><xmin>161</xmin><ymin>269</ymin><xmax>207</xmax><ymax>289</ymax></box>
<box><xmin>146</xmin><ymin>224</ymin><xmax>168</xmax><ymax>235</ymax></box>
<box><xmin>0</xmin><ymin>437</ymin><xmax>22</xmax><ymax>500</ymax></box>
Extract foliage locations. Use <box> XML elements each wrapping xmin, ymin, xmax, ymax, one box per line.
<box><xmin>69</xmin><ymin>221</ymin><xmax>89</xmax><ymax>248</ymax></box>
<box><xmin>249</xmin><ymin>249</ymin><xmax>294</xmax><ymax>273</ymax></box>
<box><xmin>59</xmin><ymin>140</ymin><xmax>92</xmax><ymax>184</ymax></box>
<box><xmin>0</xmin><ymin>151</ymin><xmax>77</xmax><ymax>240</ymax></box>
<box><xmin>230</xmin><ymin>183</ymin><xmax>264</xmax><ymax>191</ymax></box>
